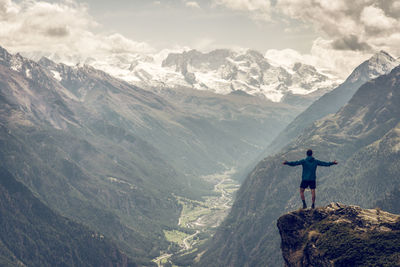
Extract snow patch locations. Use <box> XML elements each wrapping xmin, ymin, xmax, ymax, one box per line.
<box><xmin>25</xmin><ymin>68</ymin><xmax>31</xmax><ymax>79</ymax></box>
<box><xmin>51</xmin><ymin>70</ymin><xmax>62</xmax><ymax>81</ymax></box>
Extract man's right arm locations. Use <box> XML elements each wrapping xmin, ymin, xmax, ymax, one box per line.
<box><xmin>316</xmin><ymin>160</ymin><xmax>338</xmax><ymax>166</ymax></box>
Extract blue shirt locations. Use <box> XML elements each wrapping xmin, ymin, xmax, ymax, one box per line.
<box><xmin>286</xmin><ymin>156</ymin><xmax>334</xmax><ymax>181</ymax></box>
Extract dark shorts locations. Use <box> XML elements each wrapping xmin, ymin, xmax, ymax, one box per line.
<box><xmin>300</xmin><ymin>180</ymin><xmax>316</xmax><ymax>189</ymax></box>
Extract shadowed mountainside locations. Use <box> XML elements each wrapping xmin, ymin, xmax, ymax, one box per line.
<box><xmin>267</xmin><ymin>51</ymin><xmax>399</xmax><ymax>155</ymax></box>
<box><xmin>0</xmin><ymin>167</ymin><xmax>135</xmax><ymax>267</ymax></box>
<box><xmin>196</xmin><ymin>65</ymin><xmax>400</xmax><ymax>266</ymax></box>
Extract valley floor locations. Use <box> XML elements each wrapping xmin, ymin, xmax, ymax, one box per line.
<box><xmin>153</xmin><ymin>168</ymin><xmax>240</xmax><ymax>267</ymax></box>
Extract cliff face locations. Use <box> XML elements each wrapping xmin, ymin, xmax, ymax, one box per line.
<box><xmin>277</xmin><ymin>203</ymin><xmax>400</xmax><ymax>267</ymax></box>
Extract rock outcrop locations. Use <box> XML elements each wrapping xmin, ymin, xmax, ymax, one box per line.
<box><xmin>277</xmin><ymin>203</ymin><xmax>400</xmax><ymax>267</ymax></box>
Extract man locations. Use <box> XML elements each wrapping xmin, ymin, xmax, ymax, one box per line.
<box><xmin>283</xmin><ymin>149</ymin><xmax>337</xmax><ymax>209</ymax></box>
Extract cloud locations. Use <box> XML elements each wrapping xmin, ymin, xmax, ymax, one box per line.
<box><xmin>308</xmin><ymin>38</ymin><xmax>371</xmax><ymax>79</ymax></box>
<box><xmin>0</xmin><ymin>0</ymin><xmax>16</xmax><ymax>19</ymax></box>
<box><xmin>265</xmin><ymin>48</ymin><xmax>314</xmax><ymax>68</ymax></box>
<box><xmin>276</xmin><ymin>0</ymin><xmax>400</xmax><ymax>54</ymax></box>
<box><xmin>0</xmin><ymin>0</ymin><xmax>154</xmax><ymax>64</ymax></box>
<box><xmin>192</xmin><ymin>38</ymin><xmax>215</xmax><ymax>50</ymax></box>
<box><xmin>360</xmin><ymin>5</ymin><xmax>397</xmax><ymax>33</ymax></box>
<box><xmin>185</xmin><ymin>1</ymin><xmax>201</xmax><ymax>9</ymax></box>
<box><xmin>213</xmin><ymin>0</ymin><xmax>271</xmax><ymax>20</ymax></box>
<box><xmin>265</xmin><ymin>38</ymin><xmax>372</xmax><ymax>80</ymax></box>
<box><xmin>45</xmin><ymin>26</ymin><xmax>70</xmax><ymax>37</ymax></box>
<box><xmin>331</xmin><ymin>35</ymin><xmax>372</xmax><ymax>51</ymax></box>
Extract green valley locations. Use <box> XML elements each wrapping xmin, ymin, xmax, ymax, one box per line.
<box><xmin>153</xmin><ymin>169</ymin><xmax>240</xmax><ymax>266</ymax></box>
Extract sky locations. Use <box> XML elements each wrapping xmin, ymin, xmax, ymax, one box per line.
<box><xmin>1</xmin><ymin>0</ymin><xmax>399</xmax><ymax>78</ymax></box>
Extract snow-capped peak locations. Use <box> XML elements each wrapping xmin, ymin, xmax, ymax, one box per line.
<box><xmin>154</xmin><ymin>49</ymin><xmax>338</xmax><ymax>102</ymax></box>
<box><xmin>348</xmin><ymin>51</ymin><xmax>399</xmax><ymax>83</ymax></box>
<box><xmin>13</xmin><ymin>45</ymin><xmax>341</xmax><ymax>103</ymax></box>
<box><xmin>367</xmin><ymin>50</ymin><xmax>399</xmax><ymax>78</ymax></box>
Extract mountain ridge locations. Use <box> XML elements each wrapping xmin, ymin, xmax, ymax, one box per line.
<box><xmin>196</xmin><ymin>64</ymin><xmax>400</xmax><ymax>266</ymax></box>
<box><xmin>24</xmin><ymin>47</ymin><xmax>340</xmax><ymax>104</ymax></box>
<box><xmin>266</xmin><ymin>50</ymin><xmax>399</xmax><ymax>155</ymax></box>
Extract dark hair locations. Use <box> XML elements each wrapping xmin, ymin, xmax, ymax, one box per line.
<box><xmin>307</xmin><ymin>149</ymin><xmax>313</xmax><ymax>156</ymax></box>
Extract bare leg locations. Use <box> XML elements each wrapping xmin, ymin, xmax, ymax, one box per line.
<box><xmin>300</xmin><ymin>188</ymin><xmax>306</xmax><ymax>208</ymax></box>
<box><xmin>311</xmin><ymin>189</ymin><xmax>316</xmax><ymax>208</ymax></box>
<box><xmin>300</xmin><ymin>188</ymin><xmax>305</xmax><ymax>201</ymax></box>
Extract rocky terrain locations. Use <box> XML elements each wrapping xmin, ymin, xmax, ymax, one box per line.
<box><xmin>278</xmin><ymin>203</ymin><xmax>400</xmax><ymax>267</ymax></box>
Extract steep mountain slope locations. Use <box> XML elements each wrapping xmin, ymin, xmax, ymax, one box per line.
<box><xmin>266</xmin><ymin>51</ymin><xmax>399</xmax><ymax>155</ymax></box>
<box><xmin>278</xmin><ymin>203</ymin><xmax>400</xmax><ymax>267</ymax></box>
<box><xmin>0</xmin><ymin>45</ymin><xmax>302</xmax><ymax>263</ymax></box>
<box><xmin>0</xmin><ymin>46</ymin><xmax>191</xmax><ymax>264</ymax></box>
<box><xmin>197</xmin><ymin>66</ymin><xmax>400</xmax><ymax>266</ymax></box>
<box><xmin>38</xmin><ymin>54</ymin><xmax>302</xmax><ymax>180</ymax></box>
<box><xmin>376</xmin><ymin>188</ymin><xmax>400</xmax><ymax>215</ymax></box>
<box><xmin>147</xmin><ymin>85</ymin><xmax>300</xmax><ymax>180</ymax></box>
<box><xmin>0</xmin><ymin>167</ymin><xmax>134</xmax><ymax>267</ymax></box>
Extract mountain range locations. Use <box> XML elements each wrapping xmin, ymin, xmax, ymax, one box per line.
<box><xmin>2</xmin><ymin>42</ymin><xmax>400</xmax><ymax>266</ymax></box>
<box><xmin>196</xmin><ymin>63</ymin><xmax>400</xmax><ymax>266</ymax></box>
<box><xmin>0</xmin><ymin>45</ymin><xmax>304</xmax><ymax>265</ymax></box>
<box><xmin>30</xmin><ymin>48</ymin><xmax>340</xmax><ymax>105</ymax></box>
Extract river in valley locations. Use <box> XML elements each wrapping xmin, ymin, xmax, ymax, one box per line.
<box><xmin>153</xmin><ymin>168</ymin><xmax>240</xmax><ymax>266</ymax></box>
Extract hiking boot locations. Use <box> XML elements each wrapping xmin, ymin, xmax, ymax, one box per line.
<box><xmin>311</xmin><ymin>203</ymin><xmax>315</xmax><ymax>209</ymax></box>
<box><xmin>302</xmin><ymin>203</ymin><xmax>307</xmax><ymax>209</ymax></box>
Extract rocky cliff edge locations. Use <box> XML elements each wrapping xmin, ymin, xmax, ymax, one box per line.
<box><xmin>277</xmin><ymin>203</ymin><xmax>400</xmax><ymax>267</ymax></box>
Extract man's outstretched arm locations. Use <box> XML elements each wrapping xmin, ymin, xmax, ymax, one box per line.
<box><xmin>283</xmin><ymin>160</ymin><xmax>304</xmax><ymax>166</ymax></box>
<box><xmin>316</xmin><ymin>160</ymin><xmax>338</xmax><ymax>166</ymax></box>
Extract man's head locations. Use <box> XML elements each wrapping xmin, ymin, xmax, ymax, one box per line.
<box><xmin>306</xmin><ymin>149</ymin><xmax>313</xmax><ymax>157</ymax></box>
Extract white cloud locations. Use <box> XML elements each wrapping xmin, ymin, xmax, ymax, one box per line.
<box><xmin>276</xmin><ymin>0</ymin><xmax>400</xmax><ymax>55</ymax></box>
<box><xmin>185</xmin><ymin>1</ymin><xmax>201</xmax><ymax>9</ymax></box>
<box><xmin>265</xmin><ymin>48</ymin><xmax>313</xmax><ymax>68</ymax></box>
<box><xmin>393</xmin><ymin>1</ymin><xmax>400</xmax><ymax>11</ymax></box>
<box><xmin>360</xmin><ymin>5</ymin><xmax>397</xmax><ymax>32</ymax></box>
<box><xmin>0</xmin><ymin>0</ymin><xmax>19</xmax><ymax>18</ymax></box>
<box><xmin>308</xmin><ymin>38</ymin><xmax>370</xmax><ymax>79</ymax></box>
<box><xmin>213</xmin><ymin>0</ymin><xmax>271</xmax><ymax>20</ymax></box>
<box><xmin>215</xmin><ymin>0</ymin><xmax>270</xmax><ymax>11</ymax></box>
<box><xmin>0</xmin><ymin>0</ymin><xmax>154</xmax><ymax>64</ymax></box>
<box><xmin>192</xmin><ymin>38</ymin><xmax>215</xmax><ymax>50</ymax></box>
<box><xmin>265</xmin><ymin>38</ymin><xmax>372</xmax><ymax>80</ymax></box>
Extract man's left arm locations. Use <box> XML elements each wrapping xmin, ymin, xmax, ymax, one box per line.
<box><xmin>316</xmin><ymin>160</ymin><xmax>338</xmax><ymax>166</ymax></box>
